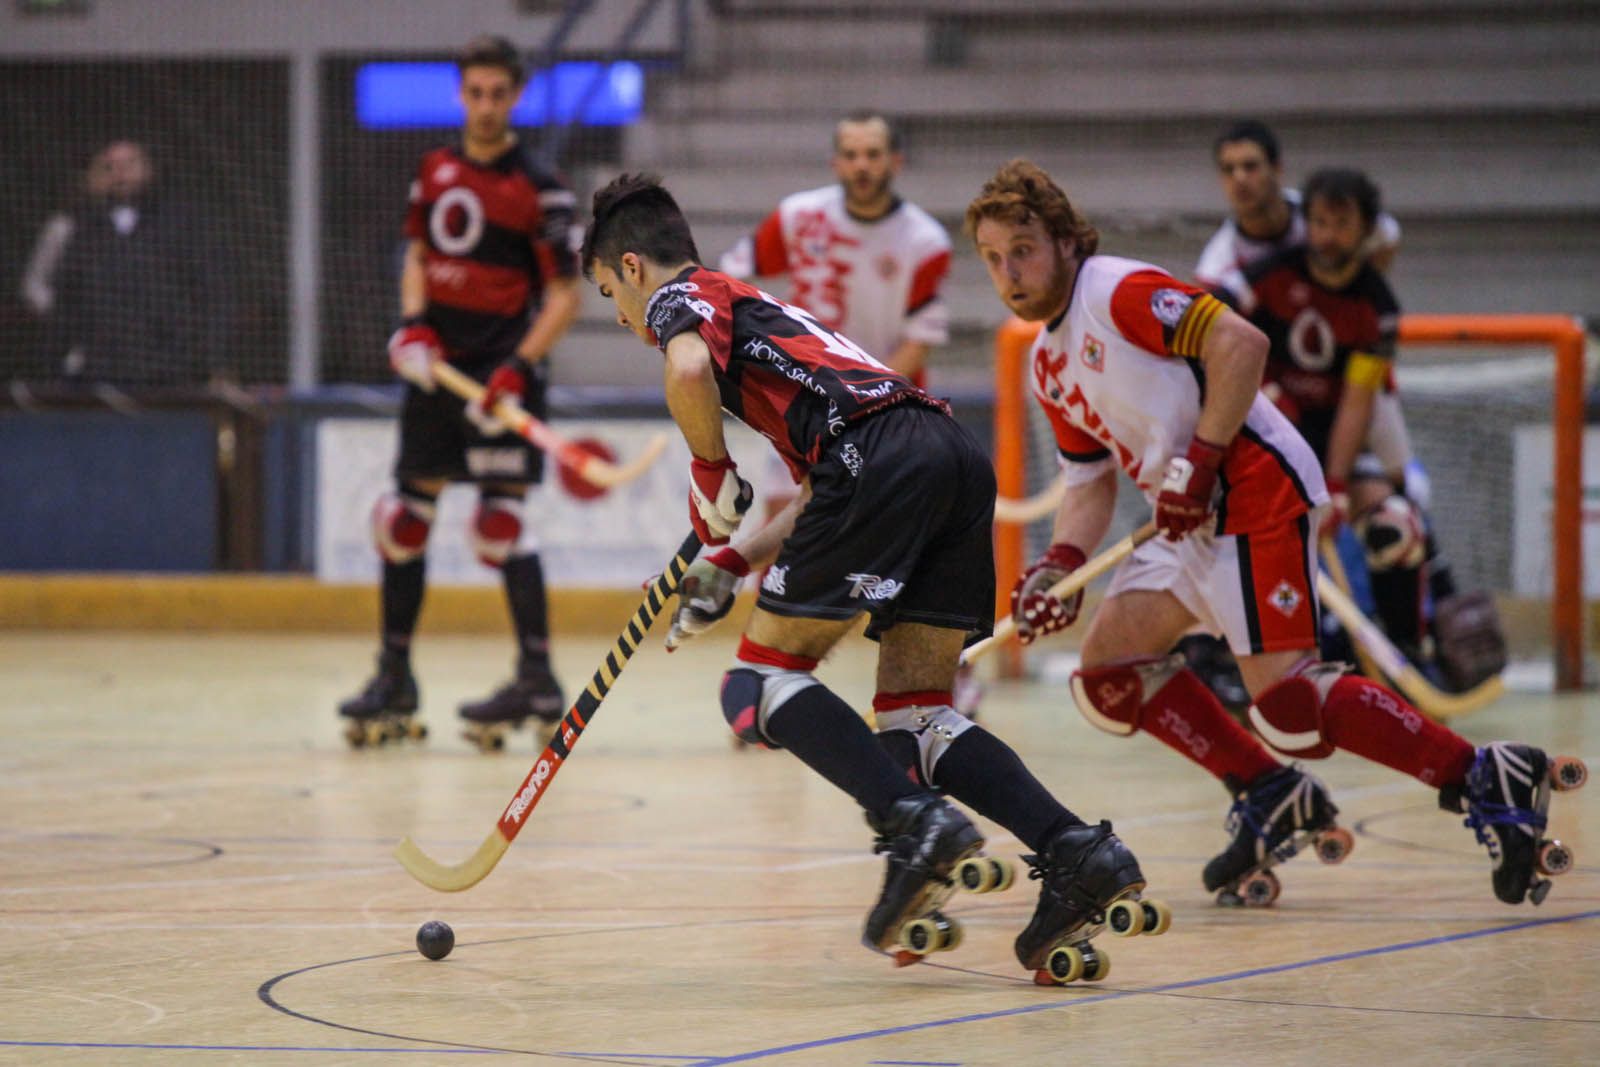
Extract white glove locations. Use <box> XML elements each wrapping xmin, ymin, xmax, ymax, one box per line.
<box><xmin>388</xmin><ymin>321</ymin><xmax>442</xmax><ymax>391</ymax></box>
<box><xmin>666</xmin><ymin>548</ymin><xmax>749</xmax><ymax>651</ymax></box>
<box><xmin>688</xmin><ymin>455</ymin><xmax>753</xmax><ymax>546</ymax></box>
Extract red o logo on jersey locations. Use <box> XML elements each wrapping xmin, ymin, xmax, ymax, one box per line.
<box><xmin>429</xmin><ymin>187</ymin><xmax>485</xmax><ymax>256</ymax></box>
<box><xmin>1288</xmin><ymin>307</ymin><xmax>1337</xmax><ymax>372</ymax></box>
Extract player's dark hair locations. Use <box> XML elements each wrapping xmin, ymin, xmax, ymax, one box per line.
<box><xmin>1303</xmin><ymin>167</ymin><xmax>1381</xmax><ymax>228</ymax></box>
<box><xmin>581</xmin><ymin>172</ymin><xmax>702</xmax><ymax>279</ymax></box>
<box><xmin>458</xmin><ymin>34</ymin><xmax>526</xmax><ymax>87</ymax></box>
<box><xmin>963</xmin><ymin>158</ymin><xmax>1099</xmax><ymax>256</ymax></box>
<box><xmin>835</xmin><ymin>110</ymin><xmax>902</xmax><ymax>153</ymax></box>
<box><xmin>1213</xmin><ymin>119</ymin><xmax>1280</xmax><ymax>166</ymax></box>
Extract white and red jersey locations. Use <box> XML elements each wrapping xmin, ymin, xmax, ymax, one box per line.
<box><xmin>718</xmin><ymin>184</ymin><xmax>950</xmax><ymax>383</ymax></box>
<box><xmin>1030</xmin><ymin>255</ymin><xmax>1327</xmax><ymax>536</ymax></box>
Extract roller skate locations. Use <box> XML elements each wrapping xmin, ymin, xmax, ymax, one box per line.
<box><xmin>338</xmin><ymin>650</ymin><xmax>427</xmax><ymax>748</ymax></box>
<box><xmin>862</xmin><ymin>794</ymin><xmax>1002</xmax><ymax>966</ymax></box>
<box><xmin>459</xmin><ymin>655</ymin><xmax>564</xmax><ymax>752</ymax></box>
<box><xmin>1015</xmin><ymin>820</ymin><xmax>1169</xmax><ymax>986</ymax></box>
<box><xmin>1440</xmin><ymin>742</ymin><xmax>1587</xmax><ymax>905</ymax></box>
<box><xmin>1203</xmin><ymin>764</ymin><xmax>1353</xmax><ymax>906</ymax></box>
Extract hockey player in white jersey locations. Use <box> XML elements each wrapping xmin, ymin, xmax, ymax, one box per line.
<box><xmin>964</xmin><ymin>159</ymin><xmax>1585</xmax><ymax>909</ymax></box>
<box><xmin>719</xmin><ymin>111</ymin><xmax>951</xmax><ymax>387</ymax></box>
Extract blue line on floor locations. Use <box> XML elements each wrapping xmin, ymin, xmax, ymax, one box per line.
<box><xmin>688</xmin><ymin>908</ymin><xmax>1600</xmax><ymax>1065</ymax></box>
<box><xmin>0</xmin><ymin>1040</ymin><xmax>496</xmax><ymax>1054</ymax></box>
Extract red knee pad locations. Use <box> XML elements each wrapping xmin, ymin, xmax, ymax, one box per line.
<box><xmin>1249</xmin><ymin>669</ymin><xmax>1336</xmax><ymax>759</ymax></box>
<box><xmin>372</xmin><ymin>492</ymin><xmax>434</xmax><ymax>564</ymax></box>
<box><xmin>1070</xmin><ymin>654</ymin><xmax>1185</xmax><ymax>736</ymax></box>
<box><xmin>471</xmin><ymin>496</ymin><xmax>523</xmax><ymax>568</ymax></box>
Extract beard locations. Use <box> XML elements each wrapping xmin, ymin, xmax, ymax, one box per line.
<box><xmin>1009</xmin><ymin>246</ymin><xmax>1075</xmax><ymax>322</ymax></box>
<box><xmin>1308</xmin><ymin>245</ymin><xmax>1357</xmax><ymax>274</ymax></box>
<box><xmin>842</xmin><ymin>171</ymin><xmax>892</xmax><ymax>207</ymax></box>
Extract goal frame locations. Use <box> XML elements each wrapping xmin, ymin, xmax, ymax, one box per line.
<box><xmin>990</xmin><ymin>313</ymin><xmax>1589</xmax><ymax>691</ymax></box>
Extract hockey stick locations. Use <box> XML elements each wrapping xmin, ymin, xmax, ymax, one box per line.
<box><xmin>962</xmin><ymin>520</ymin><xmax>1158</xmax><ymax>665</ymax></box>
<box><xmin>432</xmin><ymin>361</ymin><xmax>669</xmax><ymax>489</ymax></box>
<box><xmin>394</xmin><ymin>531</ymin><xmax>702</xmax><ymax>892</ymax></box>
<box><xmin>1316</xmin><ymin>545</ymin><xmax>1503</xmax><ymax>719</ymax></box>
<box><xmin>993</xmin><ymin>472</ymin><xmax>1067</xmax><ymax>525</ymax></box>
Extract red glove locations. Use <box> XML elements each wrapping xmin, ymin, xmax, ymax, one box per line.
<box><xmin>1319</xmin><ymin>477</ymin><xmax>1349</xmax><ymax>541</ymax></box>
<box><xmin>688</xmin><ymin>455</ymin><xmax>753</xmax><ymax>546</ymax></box>
<box><xmin>1010</xmin><ymin>542</ymin><xmax>1088</xmax><ymax>645</ymax></box>
<box><xmin>388</xmin><ymin>319</ymin><xmax>442</xmax><ymax>391</ymax></box>
<box><xmin>466</xmin><ymin>359</ymin><xmax>527</xmax><ymax>437</ymax></box>
<box><xmin>1155</xmin><ymin>436</ymin><xmax>1226</xmax><ymax>541</ymax></box>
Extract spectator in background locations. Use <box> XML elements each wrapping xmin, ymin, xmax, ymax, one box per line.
<box><xmin>19</xmin><ymin>139</ymin><xmax>235</xmax><ymax>386</ymax></box>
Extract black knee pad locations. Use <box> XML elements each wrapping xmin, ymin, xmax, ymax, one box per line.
<box><xmin>720</xmin><ymin>668</ymin><xmax>774</xmax><ymax>748</ymax></box>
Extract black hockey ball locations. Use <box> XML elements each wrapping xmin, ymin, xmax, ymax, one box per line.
<box><xmin>416</xmin><ymin>920</ymin><xmax>454</xmax><ymax>961</ymax></box>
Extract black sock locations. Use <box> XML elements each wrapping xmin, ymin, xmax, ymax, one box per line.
<box><xmin>762</xmin><ymin>685</ymin><xmax>923</xmax><ymax>819</ymax></box>
<box><xmin>929</xmin><ymin>727</ymin><xmax>1083</xmax><ymax>852</ymax></box>
<box><xmin>380</xmin><ymin>558</ymin><xmax>426</xmax><ymax>660</ymax></box>
<box><xmin>502</xmin><ymin>552</ymin><xmax>550</xmax><ymax>665</ymax></box>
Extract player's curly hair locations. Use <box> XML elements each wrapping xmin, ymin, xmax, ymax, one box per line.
<box><xmin>963</xmin><ymin>158</ymin><xmax>1099</xmax><ymax>256</ymax></box>
<box><xmin>1303</xmin><ymin>166</ymin><xmax>1381</xmax><ymax>228</ymax></box>
<box><xmin>458</xmin><ymin>34</ymin><xmax>526</xmax><ymax>87</ymax></box>
<box><xmin>580</xmin><ymin>173</ymin><xmax>702</xmax><ymax>279</ymax></box>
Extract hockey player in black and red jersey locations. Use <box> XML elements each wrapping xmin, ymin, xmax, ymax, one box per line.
<box><xmin>1216</xmin><ymin>167</ymin><xmax>1505</xmax><ymax>689</ymax></box>
<box><xmin>338</xmin><ymin>35</ymin><xmax>582</xmax><ymax>748</ymax></box>
<box><xmin>580</xmin><ymin>173</ymin><xmax>1166</xmax><ymax>983</ymax></box>
<box><xmin>967</xmin><ymin>158</ymin><xmax>1581</xmax><ymax>908</ymax></box>
<box><xmin>716</xmin><ymin>112</ymin><xmax>984</xmax><ymax>722</ymax></box>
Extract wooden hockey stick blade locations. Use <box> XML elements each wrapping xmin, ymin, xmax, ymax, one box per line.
<box><xmin>993</xmin><ymin>473</ymin><xmax>1066</xmax><ymax>525</ymax></box>
<box><xmin>432</xmin><ymin>361</ymin><xmax>667</xmax><ymax>488</ymax></box>
<box><xmin>394</xmin><ymin>531</ymin><xmax>703</xmax><ymax>892</ymax></box>
<box><xmin>963</xmin><ymin>520</ymin><xmax>1158</xmax><ymax>665</ymax></box>
<box><xmin>1314</xmin><ymin>571</ymin><xmax>1504</xmax><ymax>719</ymax></box>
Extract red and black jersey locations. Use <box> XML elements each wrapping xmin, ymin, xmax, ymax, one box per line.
<box><xmin>403</xmin><ymin>142</ymin><xmax>578</xmax><ymax>361</ymax></box>
<box><xmin>645</xmin><ymin>266</ymin><xmax>947</xmax><ymax>481</ymax></box>
<box><xmin>1224</xmin><ymin>247</ymin><xmax>1399</xmax><ymax>459</ymax></box>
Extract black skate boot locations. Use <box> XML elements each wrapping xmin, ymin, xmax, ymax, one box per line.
<box><xmin>1015</xmin><ymin>821</ymin><xmax>1168</xmax><ymax>985</ymax></box>
<box><xmin>861</xmin><ymin>794</ymin><xmax>985</xmax><ymax>962</ymax></box>
<box><xmin>338</xmin><ymin>650</ymin><xmax>425</xmax><ymax>748</ymax></box>
<box><xmin>459</xmin><ymin>655</ymin><xmax>565</xmax><ymax>752</ymax></box>
<box><xmin>1439</xmin><ymin>742</ymin><xmax>1588</xmax><ymax>905</ymax></box>
<box><xmin>1203</xmin><ymin>764</ymin><xmax>1353</xmax><ymax>906</ymax></box>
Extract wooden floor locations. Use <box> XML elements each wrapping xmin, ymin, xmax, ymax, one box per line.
<box><xmin>2</xmin><ymin>630</ymin><xmax>1596</xmax><ymax>1066</ymax></box>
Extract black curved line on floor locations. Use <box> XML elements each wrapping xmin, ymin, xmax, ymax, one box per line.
<box><xmin>1353</xmin><ymin>802</ymin><xmax>1599</xmax><ymax>874</ymax></box>
<box><xmin>1</xmin><ymin>832</ymin><xmax>223</xmax><ymax>876</ymax></box>
<box><xmin>259</xmin><ymin>911</ymin><xmax>868</xmax><ymax>1064</ymax></box>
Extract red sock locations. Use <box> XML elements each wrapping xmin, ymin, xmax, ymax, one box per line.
<box><xmin>1321</xmin><ymin>674</ymin><xmax>1475</xmax><ymax>787</ymax></box>
<box><xmin>1141</xmin><ymin>669</ymin><xmax>1280</xmax><ymax>786</ymax></box>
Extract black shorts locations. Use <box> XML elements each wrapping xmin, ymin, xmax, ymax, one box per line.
<box><xmin>757</xmin><ymin>404</ymin><xmax>996</xmax><ymax>640</ymax></box>
<box><xmin>394</xmin><ymin>358</ymin><xmax>547</xmax><ymax>485</ymax></box>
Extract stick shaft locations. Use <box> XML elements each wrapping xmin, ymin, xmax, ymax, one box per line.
<box><xmin>394</xmin><ymin>531</ymin><xmax>702</xmax><ymax>891</ymax></box>
<box><xmin>495</xmin><ymin>532</ymin><xmax>700</xmax><ymax>842</ymax></box>
<box><xmin>964</xmin><ymin>521</ymin><xmax>1157</xmax><ymax>665</ymax></box>
<box><xmin>431</xmin><ymin>361</ymin><xmax>663</xmax><ymax>488</ymax></box>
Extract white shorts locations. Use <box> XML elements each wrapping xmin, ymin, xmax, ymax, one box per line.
<box><xmin>1106</xmin><ymin>513</ymin><xmax>1322</xmax><ymax>657</ymax></box>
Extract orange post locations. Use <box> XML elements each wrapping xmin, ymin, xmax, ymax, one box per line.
<box><xmin>992</xmin><ymin>318</ymin><xmax>1037</xmax><ymax>678</ymax></box>
<box><xmin>1397</xmin><ymin>315</ymin><xmax>1589</xmax><ymax>691</ymax></box>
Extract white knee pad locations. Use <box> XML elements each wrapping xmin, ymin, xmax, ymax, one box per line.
<box><xmin>371</xmin><ymin>491</ymin><xmax>436</xmax><ymax>564</ymax></box>
<box><xmin>471</xmin><ymin>495</ymin><xmax>524</xmax><ymax>568</ymax></box>
<box><xmin>874</xmin><ymin>704</ymin><xmax>975</xmax><ymax>784</ymax></box>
